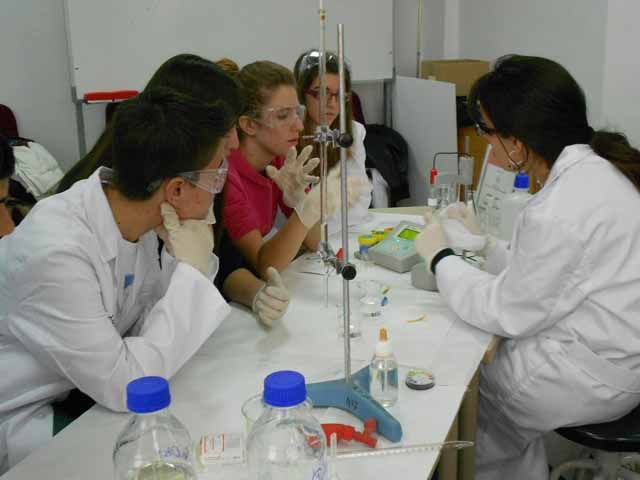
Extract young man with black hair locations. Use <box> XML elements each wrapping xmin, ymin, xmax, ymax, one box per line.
<box><xmin>0</xmin><ymin>135</ymin><xmax>16</xmax><ymax>237</ymax></box>
<box><xmin>0</xmin><ymin>88</ymin><xmax>232</xmax><ymax>473</ymax></box>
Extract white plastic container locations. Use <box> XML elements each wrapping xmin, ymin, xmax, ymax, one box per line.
<box><xmin>499</xmin><ymin>173</ymin><xmax>532</xmax><ymax>241</ymax></box>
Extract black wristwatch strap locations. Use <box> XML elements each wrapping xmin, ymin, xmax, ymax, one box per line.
<box><xmin>0</xmin><ymin>197</ymin><xmax>7</xmax><ymax>205</ymax></box>
<box><xmin>430</xmin><ymin>248</ymin><xmax>455</xmax><ymax>274</ymax></box>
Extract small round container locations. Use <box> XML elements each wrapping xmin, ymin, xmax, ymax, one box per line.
<box><xmin>241</xmin><ymin>393</ymin><xmax>264</xmax><ymax>438</ymax></box>
<box><xmin>405</xmin><ymin>369</ymin><xmax>435</xmax><ymax>390</ymax></box>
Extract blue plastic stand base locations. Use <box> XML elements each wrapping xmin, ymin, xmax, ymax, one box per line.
<box><xmin>306</xmin><ymin>365</ymin><xmax>403</xmax><ymax>442</ymax></box>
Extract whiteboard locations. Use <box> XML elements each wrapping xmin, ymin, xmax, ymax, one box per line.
<box><xmin>64</xmin><ymin>0</ymin><xmax>394</xmax><ymax>97</ymax></box>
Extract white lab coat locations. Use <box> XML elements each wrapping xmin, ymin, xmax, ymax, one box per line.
<box><xmin>0</xmin><ymin>168</ymin><xmax>230</xmax><ymax>473</ymax></box>
<box><xmin>436</xmin><ymin>145</ymin><xmax>640</xmax><ymax>479</ymax></box>
<box><xmin>327</xmin><ymin>121</ymin><xmax>372</xmax><ymax>234</ymax></box>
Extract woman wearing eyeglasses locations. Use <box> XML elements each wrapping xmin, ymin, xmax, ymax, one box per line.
<box><xmin>219</xmin><ymin>60</ymin><xmax>366</xmax><ymax>327</ymax></box>
<box><xmin>293</xmin><ymin>49</ymin><xmax>372</xmax><ymax>234</ymax></box>
<box><xmin>414</xmin><ymin>55</ymin><xmax>640</xmax><ymax>479</ymax></box>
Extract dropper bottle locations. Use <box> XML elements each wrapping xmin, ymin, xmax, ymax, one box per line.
<box><xmin>369</xmin><ymin>328</ymin><xmax>399</xmax><ymax>407</ymax></box>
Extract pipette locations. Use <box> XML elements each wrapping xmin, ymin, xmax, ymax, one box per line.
<box><xmin>336</xmin><ymin>441</ymin><xmax>473</xmax><ymax>460</ymax></box>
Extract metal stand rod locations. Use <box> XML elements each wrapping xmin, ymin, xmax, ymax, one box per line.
<box><xmin>338</xmin><ymin>24</ymin><xmax>351</xmax><ymax>382</ymax></box>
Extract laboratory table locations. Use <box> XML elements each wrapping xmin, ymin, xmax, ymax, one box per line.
<box><xmin>1</xmin><ymin>213</ymin><xmax>493</xmax><ymax>480</ymax></box>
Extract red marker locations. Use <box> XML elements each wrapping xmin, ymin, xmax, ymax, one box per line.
<box><xmin>83</xmin><ymin>90</ymin><xmax>139</xmax><ymax>103</ymax></box>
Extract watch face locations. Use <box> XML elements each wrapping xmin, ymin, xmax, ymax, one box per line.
<box><xmin>405</xmin><ymin>369</ymin><xmax>435</xmax><ymax>390</ymax></box>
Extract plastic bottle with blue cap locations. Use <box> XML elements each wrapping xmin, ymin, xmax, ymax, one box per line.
<box><xmin>113</xmin><ymin>376</ymin><xmax>196</xmax><ymax>480</ymax></box>
<box><xmin>246</xmin><ymin>370</ymin><xmax>327</xmax><ymax>480</ymax></box>
<box><xmin>499</xmin><ymin>172</ymin><xmax>532</xmax><ymax>241</ymax></box>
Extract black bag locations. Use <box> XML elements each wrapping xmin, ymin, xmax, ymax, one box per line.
<box><xmin>363</xmin><ymin>124</ymin><xmax>410</xmax><ymax>206</ymax></box>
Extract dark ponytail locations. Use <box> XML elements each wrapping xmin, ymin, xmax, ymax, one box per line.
<box><xmin>590</xmin><ymin>130</ymin><xmax>640</xmax><ymax>191</ymax></box>
<box><xmin>468</xmin><ymin>55</ymin><xmax>640</xmax><ymax>191</ymax></box>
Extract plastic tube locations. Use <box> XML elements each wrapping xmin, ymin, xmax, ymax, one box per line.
<box><xmin>335</xmin><ymin>440</ymin><xmax>473</xmax><ymax>460</ymax></box>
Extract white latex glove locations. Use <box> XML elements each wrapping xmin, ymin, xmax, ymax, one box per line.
<box><xmin>252</xmin><ymin>267</ymin><xmax>291</xmax><ymax>327</ymax></box>
<box><xmin>156</xmin><ymin>202</ymin><xmax>214</xmax><ymax>276</ymax></box>
<box><xmin>294</xmin><ymin>167</ymin><xmax>370</xmax><ymax>229</ymax></box>
<box><xmin>265</xmin><ymin>145</ymin><xmax>320</xmax><ymax>208</ymax></box>
<box><xmin>414</xmin><ymin>211</ymin><xmax>450</xmax><ymax>271</ymax></box>
<box><xmin>442</xmin><ymin>202</ymin><xmax>495</xmax><ymax>254</ymax></box>
<box><xmin>445</xmin><ymin>202</ymin><xmax>483</xmax><ymax>234</ymax></box>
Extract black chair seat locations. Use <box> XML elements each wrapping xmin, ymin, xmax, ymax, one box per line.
<box><xmin>555</xmin><ymin>403</ymin><xmax>640</xmax><ymax>452</ymax></box>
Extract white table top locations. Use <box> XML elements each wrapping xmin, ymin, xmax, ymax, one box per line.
<box><xmin>2</xmin><ymin>213</ymin><xmax>492</xmax><ymax>480</ymax></box>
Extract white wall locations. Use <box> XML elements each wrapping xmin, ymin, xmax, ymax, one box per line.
<box><xmin>602</xmin><ymin>0</ymin><xmax>640</xmax><ymax>148</ymax></box>
<box><xmin>395</xmin><ymin>0</ymin><xmax>449</xmax><ymax>77</ymax></box>
<box><xmin>0</xmin><ymin>0</ymin><xmax>391</xmax><ymax>174</ymax></box>
<box><xmin>457</xmin><ymin>0</ymin><xmax>608</xmax><ymax>126</ymax></box>
<box><xmin>0</xmin><ymin>0</ymin><xmax>80</xmax><ymax>170</ymax></box>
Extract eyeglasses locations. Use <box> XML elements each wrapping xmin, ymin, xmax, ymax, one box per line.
<box><xmin>305</xmin><ymin>88</ymin><xmax>351</xmax><ymax>104</ymax></box>
<box><xmin>474</xmin><ymin>121</ymin><xmax>499</xmax><ymax>137</ymax></box>
<box><xmin>179</xmin><ymin>157</ymin><xmax>228</xmax><ymax>194</ymax></box>
<box><xmin>258</xmin><ymin>105</ymin><xmax>306</xmax><ymax>129</ymax></box>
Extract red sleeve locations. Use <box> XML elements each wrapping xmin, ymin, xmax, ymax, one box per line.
<box><xmin>222</xmin><ymin>171</ymin><xmax>260</xmax><ymax>241</ymax></box>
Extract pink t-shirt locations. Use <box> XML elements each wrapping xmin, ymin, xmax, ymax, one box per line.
<box><xmin>222</xmin><ymin>148</ymin><xmax>293</xmax><ymax>241</ymax></box>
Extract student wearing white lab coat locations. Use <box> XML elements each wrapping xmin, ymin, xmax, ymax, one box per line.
<box><xmin>0</xmin><ymin>89</ymin><xmax>233</xmax><ymax>473</ymax></box>
<box><xmin>415</xmin><ymin>55</ymin><xmax>640</xmax><ymax>479</ymax></box>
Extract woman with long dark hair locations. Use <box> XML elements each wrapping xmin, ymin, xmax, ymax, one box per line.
<box><xmin>415</xmin><ymin>55</ymin><xmax>640</xmax><ymax>478</ymax></box>
<box><xmin>293</xmin><ymin>49</ymin><xmax>371</xmax><ymax>232</ymax></box>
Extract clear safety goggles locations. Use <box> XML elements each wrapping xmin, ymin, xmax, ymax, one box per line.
<box><xmin>296</xmin><ymin>49</ymin><xmax>352</xmax><ymax>78</ymax></box>
<box><xmin>179</xmin><ymin>157</ymin><xmax>228</xmax><ymax>194</ymax></box>
<box><xmin>258</xmin><ymin>105</ymin><xmax>306</xmax><ymax>129</ymax></box>
<box><xmin>474</xmin><ymin>121</ymin><xmax>498</xmax><ymax>137</ymax></box>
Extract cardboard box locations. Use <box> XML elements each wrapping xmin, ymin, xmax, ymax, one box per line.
<box><xmin>421</xmin><ymin>59</ymin><xmax>490</xmax><ymax>96</ymax></box>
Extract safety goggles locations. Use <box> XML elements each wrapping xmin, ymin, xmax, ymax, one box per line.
<box><xmin>305</xmin><ymin>88</ymin><xmax>351</xmax><ymax>104</ymax></box>
<box><xmin>296</xmin><ymin>50</ymin><xmax>352</xmax><ymax>77</ymax></box>
<box><xmin>179</xmin><ymin>157</ymin><xmax>228</xmax><ymax>194</ymax></box>
<box><xmin>258</xmin><ymin>105</ymin><xmax>306</xmax><ymax>129</ymax></box>
<box><xmin>474</xmin><ymin>121</ymin><xmax>499</xmax><ymax>137</ymax></box>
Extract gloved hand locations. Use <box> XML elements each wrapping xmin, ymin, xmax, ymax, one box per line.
<box><xmin>266</xmin><ymin>145</ymin><xmax>320</xmax><ymax>208</ymax></box>
<box><xmin>442</xmin><ymin>202</ymin><xmax>495</xmax><ymax>256</ymax></box>
<box><xmin>414</xmin><ymin>211</ymin><xmax>449</xmax><ymax>271</ymax></box>
<box><xmin>252</xmin><ymin>267</ymin><xmax>291</xmax><ymax>327</ymax></box>
<box><xmin>445</xmin><ymin>202</ymin><xmax>483</xmax><ymax>234</ymax></box>
<box><xmin>156</xmin><ymin>202</ymin><xmax>214</xmax><ymax>276</ymax></box>
<box><xmin>294</xmin><ymin>167</ymin><xmax>371</xmax><ymax>229</ymax></box>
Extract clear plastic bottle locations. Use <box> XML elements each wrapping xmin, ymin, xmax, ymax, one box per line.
<box><xmin>369</xmin><ymin>328</ymin><xmax>399</xmax><ymax>408</ymax></box>
<box><xmin>113</xmin><ymin>376</ymin><xmax>196</xmax><ymax>480</ymax></box>
<box><xmin>246</xmin><ymin>370</ymin><xmax>327</xmax><ymax>480</ymax></box>
<box><xmin>499</xmin><ymin>173</ymin><xmax>532</xmax><ymax>241</ymax></box>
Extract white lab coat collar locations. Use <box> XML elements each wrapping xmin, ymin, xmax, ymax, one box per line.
<box><xmin>81</xmin><ymin>167</ymin><xmax>123</xmax><ymax>264</ymax></box>
<box><xmin>544</xmin><ymin>144</ymin><xmax>593</xmax><ymax>187</ymax></box>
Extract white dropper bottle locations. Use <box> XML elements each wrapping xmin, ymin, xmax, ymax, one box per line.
<box><xmin>369</xmin><ymin>328</ymin><xmax>399</xmax><ymax>407</ymax></box>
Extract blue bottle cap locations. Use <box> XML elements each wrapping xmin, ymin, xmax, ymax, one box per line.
<box><xmin>263</xmin><ymin>370</ymin><xmax>306</xmax><ymax>407</ymax></box>
<box><xmin>127</xmin><ymin>376</ymin><xmax>171</xmax><ymax>414</ymax></box>
<box><xmin>514</xmin><ymin>173</ymin><xmax>529</xmax><ymax>189</ymax></box>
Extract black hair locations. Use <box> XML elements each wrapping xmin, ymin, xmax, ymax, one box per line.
<box><xmin>468</xmin><ymin>55</ymin><xmax>640</xmax><ymax>190</ymax></box>
<box><xmin>57</xmin><ymin>54</ymin><xmax>242</xmax><ymax>193</ymax></box>
<box><xmin>0</xmin><ymin>135</ymin><xmax>15</xmax><ymax>179</ymax></box>
<box><xmin>111</xmin><ymin>87</ymin><xmax>229</xmax><ymax>200</ymax></box>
